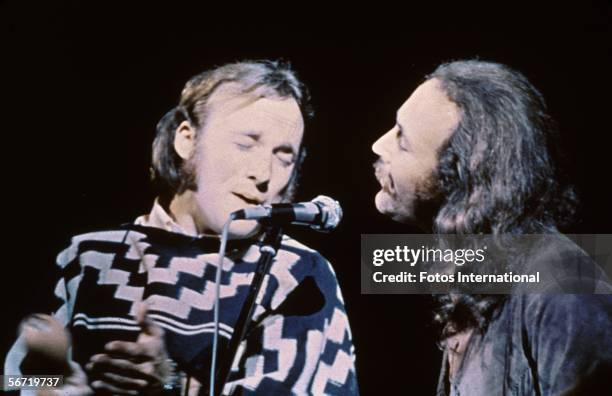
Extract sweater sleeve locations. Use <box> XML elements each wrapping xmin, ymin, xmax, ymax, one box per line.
<box><xmin>4</xmin><ymin>237</ymin><xmax>82</xmax><ymax>377</ymax></box>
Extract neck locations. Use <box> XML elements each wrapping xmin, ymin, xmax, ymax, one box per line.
<box><xmin>168</xmin><ymin>191</ymin><xmax>203</xmax><ymax>236</ymax></box>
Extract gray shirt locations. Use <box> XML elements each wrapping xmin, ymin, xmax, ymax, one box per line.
<box><xmin>438</xmin><ymin>235</ymin><xmax>612</xmax><ymax>395</ymax></box>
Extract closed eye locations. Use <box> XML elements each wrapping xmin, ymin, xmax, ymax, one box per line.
<box><xmin>274</xmin><ymin>146</ymin><xmax>296</xmax><ymax>167</ymax></box>
<box><xmin>235</xmin><ymin>142</ymin><xmax>254</xmax><ymax>150</ymax></box>
<box><xmin>276</xmin><ymin>152</ymin><xmax>295</xmax><ymax>167</ymax></box>
<box><xmin>234</xmin><ymin>135</ymin><xmax>257</xmax><ymax>150</ymax></box>
<box><xmin>396</xmin><ymin>126</ymin><xmax>409</xmax><ymax>151</ymax></box>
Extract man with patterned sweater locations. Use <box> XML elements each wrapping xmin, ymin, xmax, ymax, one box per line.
<box><xmin>5</xmin><ymin>61</ymin><xmax>358</xmax><ymax>395</ymax></box>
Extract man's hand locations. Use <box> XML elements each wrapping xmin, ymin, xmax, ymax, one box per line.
<box><xmin>20</xmin><ymin>314</ymin><xmax>71</xmax><ymax>375</ymax></box>
<box><xmin>86</xmin><ymin>305</ymin><xmax>173</xmax><ymax>395</ymax></box>
<box><xmin>19</xmin><ymin>314</ymin><xmax>93</xmax><ymax>395</ymax></box>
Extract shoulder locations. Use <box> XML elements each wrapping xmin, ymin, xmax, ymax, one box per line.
<box><xmin>519</xmin><ymin>293</ymin><xmax>612</xmax><ymax>339</ymax></box>
<box><xmin>277</xmin><ymin>234</ymin><xmax>338</xmax><ymax>279</ymax></box>
<box><xmin>55</xmin><ymin>227</ymin><xmax>149</xmax><ymax>269</ymax></box>
<box><xmin>523</xmin><ymin>292</ymin><xmax>612</xmax><ymax>315</ymax></box>
<box><xmin>272</xmin><ymin>234</ymin><xmax>348</xmax><ymax>305</ymax></box>
<box><xmin>525</xmin><ymin>234</ymin><xmax>611</xmax><ymax>293</ymax></box>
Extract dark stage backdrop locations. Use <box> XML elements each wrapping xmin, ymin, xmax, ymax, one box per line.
<box><xmin>2</xmin><ymin>2</ymin><xmax>610</xmax><ymax>394</ymax></box>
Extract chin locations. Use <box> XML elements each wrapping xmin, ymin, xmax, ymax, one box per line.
<box><xmin>374</xmin><ymin>190</ymin><xmax>398</xmax><ymax>216</ymax></box>
<box><xmin>375</xmin><ymin>190</ymin><xmax>416</xmax><ymax>224</ymax></box>
<box><xmin>227</xmin><ymin>219</ymin><xmax>261</xmax><ymax>239</ymax></box>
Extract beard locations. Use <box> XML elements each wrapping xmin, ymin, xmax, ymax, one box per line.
<box><xmin>373</xmin><ymin>159</ymin><xmax>443</xmax><ymax>228</ymax></box>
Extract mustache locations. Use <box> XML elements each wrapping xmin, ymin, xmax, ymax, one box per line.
<box><xmin>373</xmin><ymin>159</ymin><xmax>385</xmax><ymax>178</ymax></box>
<box><xmin>373</xmin><ymin>159</ymin><xmax>395</xmax><ymax>194</ymax></box>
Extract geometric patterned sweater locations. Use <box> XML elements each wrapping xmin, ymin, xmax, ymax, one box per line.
<box><xmin>5</xmin><ymin>203</ymin><xmax>359</xmax><ymax>395</ymax></box>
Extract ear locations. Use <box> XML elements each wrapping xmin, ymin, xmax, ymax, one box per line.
<box><xmin>173</xmin><ymin>120</ymin><xmax>197</xmax><ymax>160</ymax></box>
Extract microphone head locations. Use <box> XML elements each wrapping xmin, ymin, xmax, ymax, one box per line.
<box><xmin>311</xmin><ymin>195</ymin><xmax>343</xmax><ymax>232</ymax></box>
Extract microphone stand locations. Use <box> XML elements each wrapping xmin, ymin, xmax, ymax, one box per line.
<box><xmin>212</xmin><ymin>224</ymin><xmax>283</xmax><ymax>395</ymax></box>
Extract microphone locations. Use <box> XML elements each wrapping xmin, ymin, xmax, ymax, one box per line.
<box><xmin>232</xmin><ymin>195</ymin><xmax>343</xmax><ymax>232</ymax></box>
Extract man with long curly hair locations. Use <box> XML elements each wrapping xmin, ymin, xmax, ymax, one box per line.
<box><xmin>372</xmin><ymin>60</ymin><xmax>611</xmax><ymax>395</ymax></box>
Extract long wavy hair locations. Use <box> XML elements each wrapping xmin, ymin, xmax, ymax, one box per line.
<box><xmin>427</xmin><ymin>60</ymin><xmax>578</xmax><ymax>338</ymax></box>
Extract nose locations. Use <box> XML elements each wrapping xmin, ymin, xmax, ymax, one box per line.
<box><xmin>372</xmin><ymin>128</ymin><xmax>395</xmax><ymax>156</ymax></box>
<box><xmin>247</xmin><ymin>154</ymin><xmax>272</xmax><ymax>193</ymax></box>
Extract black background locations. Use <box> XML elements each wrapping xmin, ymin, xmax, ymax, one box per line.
<box><xmin>2</xmin><ymin>2</ymin><xmax>610</xmax><ymax>394</ymax></box>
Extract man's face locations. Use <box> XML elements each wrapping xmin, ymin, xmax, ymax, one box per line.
<box><xmin>372</xmin><ymin>79</ymin><xmax>460</xmax><ymax>225</ymax></box>
<box><xmin>190</xmin><ymin>90</ymin><xmax>304</xmax><ymax>238</ymax></box>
